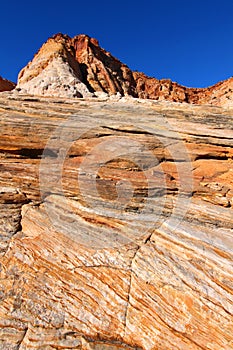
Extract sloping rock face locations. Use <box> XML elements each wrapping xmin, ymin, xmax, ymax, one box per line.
<box><xmin>0</xmin><ymin>76</ymin><xmax>15</xmax><ymax>92</ymax></box>
<box><xmin>0</xmin><ymin>92</ymin><xmax>232</xmax><ymax>349</ymax></box>
<box><xmin>16</xmin><ymin>33</ymin><xmax>233</xmax><ymax>106</ymax></box>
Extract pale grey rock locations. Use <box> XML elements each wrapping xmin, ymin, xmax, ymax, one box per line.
<box><xmin>16</xmin><ymin>57</ymin><xmax>93</xmax><ymax>98</ymax></box>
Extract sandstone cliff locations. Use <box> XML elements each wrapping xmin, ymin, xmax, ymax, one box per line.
<box><xmin>0</xmin><ymin>92</ymin><xmax>232</xmax><ymax>349</ymax></box>
<box><xmin>15</xmin><ymin>33</ymin><xmax>233</xmax><ymax>106</ymax></box>
<box><xmin>0</xmin><ymin>76</ymin><xmax>15</xmax><ymax>92</ymax></box>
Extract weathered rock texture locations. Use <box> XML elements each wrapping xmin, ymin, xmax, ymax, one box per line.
<box><xmin>0</xmin><ymin>92</ymin><xmax>232</xmax><ymax>349</ymax></box>
<box><xmin>15</xmin><ymin>33</ymin><xmax>233</xmax><ymax>106</ymax></box>
<box><xmin>0</xmin><ymin>76</ymin><xmax>15</xmax><ymax>92</ymax></box>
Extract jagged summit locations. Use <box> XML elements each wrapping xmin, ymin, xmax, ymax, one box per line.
<box><xmin>16</xmin><ymin>33</ymin><xmax>136</xmax><ymax>98</ymax></box>
<box><xmin>14</xmin><ymin>33</ymin><xmax>233</xmax><ymax>106</ymax></box>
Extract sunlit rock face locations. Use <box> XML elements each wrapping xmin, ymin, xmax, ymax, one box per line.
<box><xmin>15</xmin><ymin>32</ymin><xmax>233</xmax><ymax>106</ymax></box>
<box><xmin>0</xmin><ymin>91</ymin><xmax>232</xmax><ymax>349</ymax></box>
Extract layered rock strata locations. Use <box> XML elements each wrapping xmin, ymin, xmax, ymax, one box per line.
<box><xmin>0</xmin><ymin>92</ymin><xmax>232</xmax><ymax>349</ymax></box>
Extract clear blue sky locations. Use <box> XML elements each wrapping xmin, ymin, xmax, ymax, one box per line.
<box><xmin>1</xmin><ymin>0</ymin><xmax>233</xmax><ymax>87</ymax></box>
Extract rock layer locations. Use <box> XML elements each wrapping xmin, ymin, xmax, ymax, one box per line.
<box><xmin>0</xmin><ymin>92</ymin><xmax>232</xmax><ymax>349</ymax></box>
<box><xmin>15</xmin><ymin>33</ymin><xmax>233</xmax><ymax>106</ymax></box>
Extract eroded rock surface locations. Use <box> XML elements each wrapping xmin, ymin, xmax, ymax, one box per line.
<box><xmin>0</xmin><ymin>92</ymin><xmax>232</xmax><ymax>349</ymax></box>
<box><xmin>72</xmin><ymin>34</ymin><xmax>137</xmax><ymax>97</ymax></box>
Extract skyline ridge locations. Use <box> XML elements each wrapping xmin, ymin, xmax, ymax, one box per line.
<box><xmin>2</xmin><ymin>32</ymin><xmax>230</xmax><ymax>107</ymax></box>
<box><xmin>2</xmin><ymin>31</ymin><xmax>233</xmax><ymax>90</ymax></box>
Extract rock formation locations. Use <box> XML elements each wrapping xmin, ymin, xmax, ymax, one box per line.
<box><xmin>0</xmin><ymin>76</ymin><xmax>15</xmax><ymax>92</ymax></box>
<box><xmin>0</xmin><ymin>91</ymin><xmax>232</xmax><ymax>349</ymax></box>
<box><xmin>17</xmin><ymin>34</ymin><xmax>92</xmax><ymax>98</ymax></box>
<box><xmin>16</xmin><ymin>33</ymin><xmax>136</xmax><ymax>99</ymax></box>
<box><xmin>133</xmin><ymin>72</ymin><xmax>233</xmax><ymax>106</ymax></box>
<box><xmin>14</xmin><ymin>33</ymin><xmax>233</xmax><ymax>106</ymax></box>
<box><xmin>72</xmin><ymin>34</ymin><xmax>137</xmax><ymax>97</ymax></box>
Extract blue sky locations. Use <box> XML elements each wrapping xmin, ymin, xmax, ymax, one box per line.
<box><xmin>1</xmin><ymin>0</ymin><xmax>233</xmax><ymax>87</ymax></box>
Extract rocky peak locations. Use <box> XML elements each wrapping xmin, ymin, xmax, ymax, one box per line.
<box><xmin>16</xmin><ymin>33</ymin><xmax>137</xmax><ymax>98</ymax></box>
<box><xmin>16</xmin><ymin>34</ymin><xmax>92</xmax><ymax>98</ymax></box>
<box><xmin>14</xmin><ymin>33</ymin><xmax>233</xmax><ymax>106</ymax></box>
<box><xmin>72</xmin><ymin>33</ymin><xmax>99</xmax><ymax>51</ymax></box>
<box><xmin>0</xmin><ymin>76</ymin><xmax>15</xmax><ymax>92</ymax></box>
<box><xmin>71</xmin><ymin>34</ymin><xmax>137</xmax><ymax>96</ymax></box>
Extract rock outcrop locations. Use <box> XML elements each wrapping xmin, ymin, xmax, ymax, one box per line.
<box><xmin>16</xmin><ymin>33</ymin><xmax>136</xmax><ymax>99</ymax></box>
<box><xmin>72</xmin><ymin>34</ymin><xmax>137</xmax><ymax>97</ymax></box>
<box><xmin>0</xmin><ymin>92</ymin><xmax>232</xmax><ymax>349</ymax></box>
<box><xmin>17</xmin><ymin>34</ymin><xmax>92</xmax><ymax>98</ymax></box>
<box><xmin>15</xmin><ymin>33</ymin><xmax>233</xmax><ymax>106</ymax></box>
<box><xmin>0</xmin><ymin>76</ymin><xmax>15</xmax><ymax>92</ymax></box>
<box><xmin>133</xmin><ymin>72</ymin><xmax>233</xmax><ymax>106</ymax></box>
